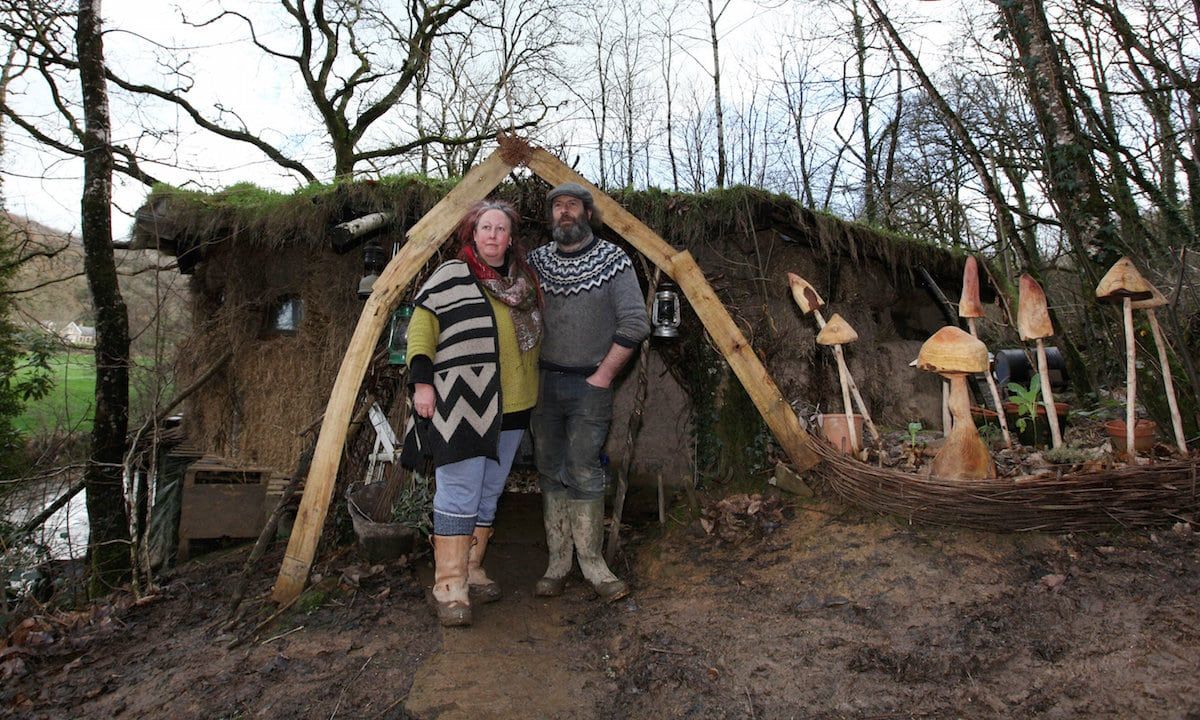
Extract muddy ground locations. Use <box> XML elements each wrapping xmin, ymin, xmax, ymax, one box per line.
<box><xmin>4</xmin><ymin>486</ymin><xmax>1199</xmax><ymax>719</ymax></box>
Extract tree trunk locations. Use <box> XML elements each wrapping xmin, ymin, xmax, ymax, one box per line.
<box><xmin>77</xmin><ymin>0</ymin><xmax>132</xmax><ymax>593</ymax></box>
<box><xmin>706</xmin><ymin>0</ymin><xmax>727</xmax><ymax>188</ymax></box>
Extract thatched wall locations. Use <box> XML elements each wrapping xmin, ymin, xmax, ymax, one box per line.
<box><xmin>137</xmin><ymin>176</ymin><xmax>964</xmax><ymax>480</ymax></box>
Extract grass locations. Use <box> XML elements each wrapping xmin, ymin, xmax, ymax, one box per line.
<box><xmin>14</xmin><ymin>351</ymin><xmax>169</xmax><ymax>435</ymax></box>
<box><xmin>15</xmin><ymin>350</ymin><xmax>97</xmax><ymax>434</ymax></box>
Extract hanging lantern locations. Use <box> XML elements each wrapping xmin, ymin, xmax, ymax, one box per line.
<box><xmin>387</xmin><ymin>302</ymin><xmax>415</xmax><ymax>365</ymax></box>
<box><xmin>358</xmin><ymin>239</ymin><xmax>386</xmax><ymax>300</ymax></box>
<box><xmin>651</xmin><ymin>281</ymin><xmax>681</xmax><ymax>338</ymax></box>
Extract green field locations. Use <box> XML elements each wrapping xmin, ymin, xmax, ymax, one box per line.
<box><xmin>14</xmin><ymin>352</ymin><xmax>168</xmax><ymax>435</ymax></box>
<box><xmin>15</xmin><ymin>351</ymin><xmax>98</xmax><ymax>434</ymax></box>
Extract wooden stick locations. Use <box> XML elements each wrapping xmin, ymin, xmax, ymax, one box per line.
<box><xmin>967</xmin><ymin>317</ymin><xmax>1012</xmax><ymax>447</ymax></box>
<box><xmin>657</xmin><ymin>472</ymin><xmax>666</xmax><ymax>525</ymax></box>
<box><xmin>1123</xmin><ymin>296</ymin><xmax>1137</xmax><ymax>456</ymax></box>
<box><xmin>942</xmin><ymin>380</ymin><xmax>952</xmax><ymax>437</ymax></box>
<box><xmin>832</xmin><ymin>345</ymin><xmax>859</xmax><ymax>452</ymax></box>
<box><xmin>271</xmin><ymin>150</ymin><xmax>514</xmax><ymax>605</ymax></box>
<box><xmin>812</xmin><ymin>310</ymin><xmax>881</xmax><ymax>444</ymax></box>
<box><xmin>1036</xmin><ymin>339</ymin><xmax>1063</xmax><ymax>449</ymax></box>
<box><xmin>1145</xmin><ymin>309</ymin><xmax>1188</xmax><ymax>454</ymax></box>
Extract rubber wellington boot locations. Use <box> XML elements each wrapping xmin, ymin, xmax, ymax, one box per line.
<box><xmin>430</xmin><ymin>534</ymin><xmax>472</xmax><ymax>627</ymax></box>
<box><xmin>467</xmin><ymin>527</ymin><xmax>502</xmax><ymax>603</ymax></box>
<box><xmin>568</xmin><ymin>498</ymin><xmax>629</xmax><ymax>603</ymax></box>
<box><xmin>534</xmin><ymin>491</ymin><xmax>573</xmax><ymax>597</ymax></box>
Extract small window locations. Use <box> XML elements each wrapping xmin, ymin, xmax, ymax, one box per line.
<box><xmin>267</xmin><ymin>294</ymin><xmax>303</xmax><ymax>335</ymax></box>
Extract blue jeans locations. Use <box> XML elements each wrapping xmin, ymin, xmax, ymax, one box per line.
<box><xmin>432</xmin><ymin>429</ymin><xmax>523</xmax><ymax>535</ymax></box>
<box><xmin>531</xmin><ymin>370</ymin><xmax>613</xmax><ymax>501</ymax></box>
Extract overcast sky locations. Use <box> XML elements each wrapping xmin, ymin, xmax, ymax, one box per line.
<box><xmin>1</xmin><ymin>0</ymin><xmax>955</xmax><ymax>238</ymax></box>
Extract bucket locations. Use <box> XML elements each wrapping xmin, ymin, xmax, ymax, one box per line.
<box><xmin>818</xmin><ymin>413</ymin><xmax>864</xmax><ymax>454</ymax></box>
<box><xmin>346</xmin><ymin>482</ymin><xmax>417</xmax><ymax>563</ymax></box>
<box><xmin>1104</xmin><ymin>419</ymin><xmax>1157</xmax><ymax>454</ymax></box>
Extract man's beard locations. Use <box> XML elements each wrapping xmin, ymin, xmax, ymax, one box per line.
<box><xmin>552</xmin><ymin>216</ymin><xmax>591</xmax><ymax>247</ymax></box>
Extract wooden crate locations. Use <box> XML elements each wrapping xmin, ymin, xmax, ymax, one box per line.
<box><xmin>178</xmin><ymin>456</ymin><xmax>281</xmax><ymax>562</ymax></box>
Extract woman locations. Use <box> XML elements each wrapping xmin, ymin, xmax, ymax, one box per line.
<box><xmin>405</xmin><ymin>199</ymin><xmax>542</xmax><ymax>627</ymax></box>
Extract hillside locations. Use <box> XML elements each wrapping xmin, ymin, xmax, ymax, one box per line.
<box><xmin>2</xmin><ymin>212</ymin><xmax>190</xmax><ymax>353</ymax></box>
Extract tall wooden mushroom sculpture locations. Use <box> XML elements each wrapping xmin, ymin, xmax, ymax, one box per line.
<box><xmin>916</xmin><ymin>326</ymin><xmax>996</xmax><ymax>480</ymax></box>
<box><xmin>816</xmin><ymin>313</ymin><xmax>860</xmax><ymax>453</ymax></box>
<box><xmin>787</xmin><ymin>272</ymin><xmax>881</xmax><ymax>444</ymax></box>
<box><xmin>1133</xmin><ymin>284</ymin><xmax>1188</xmax><ymax>455</ymax></box>
<box><xmin>1017</xmin><ymin>274</ymin><xmax>1063</xmax><ymax>449</ymax></box>
<box><xmin>1095</xmin><ymin>257</ymin><xmax>1154</xmax><ymax>457</ymax></box>
<box><xmin>959</xmin><ymin>255</ymin><xmax>1012</xmax><ymax>447</ymax></box>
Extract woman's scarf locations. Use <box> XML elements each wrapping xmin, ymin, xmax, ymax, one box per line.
<box><xmin>460</xmin><ymin>245</ymin><xmax>543</xmax><ymax>352</ymax></box>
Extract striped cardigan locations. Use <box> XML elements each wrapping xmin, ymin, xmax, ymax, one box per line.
<box><xmin>402</xmin><ymin>260</ymin><xmax>502</xmax><ymax>468</ymax></box>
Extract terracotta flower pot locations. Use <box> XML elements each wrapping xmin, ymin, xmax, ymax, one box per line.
<box><xmin>1104</xmin><ymin>418</ymin><xmax>1157</xmax><ymax>454</ymax></box>
<box><xmin>818</xmin><ymin>413</ymin><xmax>864</xmax><ymax>454</ymax></box>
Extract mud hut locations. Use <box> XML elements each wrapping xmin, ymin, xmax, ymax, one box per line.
<box><xmin>132</xmin><ymin>173</ymin><xmax>969</xmax><ymax>491</ymax></box>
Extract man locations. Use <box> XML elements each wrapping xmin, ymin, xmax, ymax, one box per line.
<box><xmin>528</xmin><ymin>182</ymin><xmax>650</xmax><ymax>602</ymax></box>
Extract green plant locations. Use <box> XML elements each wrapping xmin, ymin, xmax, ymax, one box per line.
<box><xmin>1007</xmin><ymin>374</ymin><xmax>1042</xmax><ymax>435</ymax></box>
<box><xmin>906</xmin><ymin>421</ymin><xmax>923</xmax><ymax>447</ymax></box>
<box><xmin>389</xmin><ymin>475</ymin><xmax>434</xmax><ymax>540</ymax></box>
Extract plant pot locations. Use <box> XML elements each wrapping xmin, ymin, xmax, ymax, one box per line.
<box><xmin>1104</xmin><ymin>418</ymin><xmax>1157</xmax><ymax>454</ymax></box>
<box><xmin>818</xmin><ymin>413</ymin><xmax>864</xmax><ymax>454</ymax></box>
<box><xmin>1002</xmin><ymin>402</ymin><xmax>1069</xmax><ymax>448</ymax></box>
<box><xmin>346</xmin><ymin>482</ymin><xmax>417</xmax><ymax>563</ymax></box>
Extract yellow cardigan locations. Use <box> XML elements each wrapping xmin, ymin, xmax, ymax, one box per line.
<box><xmin>407</xmin><ymin>295</ymin><xmax>540</xmax><ymax>414</ymax></box>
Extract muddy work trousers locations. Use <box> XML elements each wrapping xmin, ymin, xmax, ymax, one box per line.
<box><xmin>531</xmin><ymin>370</ymin><xmax>613</xmax><ymax>501</ymax></box>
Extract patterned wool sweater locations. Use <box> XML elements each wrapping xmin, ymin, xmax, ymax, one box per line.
<box><xmin>528</xmin><ymin>236</ymin><xmax>650</xmax><ymax>373</ymax></box>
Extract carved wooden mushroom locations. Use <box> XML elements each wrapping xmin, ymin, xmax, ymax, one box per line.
<box><xmin>1132</xmin><ymin>284</ymin><xmax>1188</xmax><ymax>454</ymax></box>
<box><xmin>787</xmin><ymin>272</ymin><xmax>825</xmax><ymax>315</ymax></box>
<box><xmin>959</xmin><ymin>256</ymin><xmax>1011</xmax><ymax>447</ymax></box>
<box><xmin>816</xmin><ymin>313</ymin><xmax>860</xmax><ymax>453</ymax></box>
<box><xmin>1017</xmin><ymin>274</ymin><xmax>1063</xmax><ymax>449</ymax></box>
<box><xmin>787</xmin><ymin>272</ymin><xmax>881</xmax><ymax>444</ymax></box>
<box><xmin>1096</xmin><ymin>257</ymin><xmax>1155</xmax><ymax>457</ymax></box>
<box><xmin>917</xmin><ymin>326</ymin><xmax>997</xmax><ymax>480</ymax></box>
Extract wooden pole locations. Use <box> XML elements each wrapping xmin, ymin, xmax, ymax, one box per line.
<box><xmin>526</xmin><ymin>149</ymin><xmax>822</xmax><ymax>473</ymax></box>
<box><xmin>1145</xmin><ymin>309</ymin><xmax>1188</xmax><ymax>454</ymax></box>
<box><xmin>832</xmin><ymin>346</ymin><xmax>858</xmax><ymax>453</ymax></box>
<box><xmin>1036</xmin><ymin>339</ymin><xmax>1063</xmax><ymax>449</ymax></box>
<box><xmin>1123</xmin><ymin>296</ymin><xmax>1137</xmax><ymax>456</ymax></box>
<box><xmin>812</xmin><ymin>310</ymin><xmax>881</xmax><ymax>444</ymax></box>
<box><xmin>271</xmin><ymin>150</ymin><xmax>514</xmax><ymax>604</ymax></box>
<box><xmin>967</xmin><ymin>317</ymin><xmax>1012</xmax><ymax>447</ymax></box>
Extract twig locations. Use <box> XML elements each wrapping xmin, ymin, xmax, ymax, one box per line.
<box><xmin>372</xmin><ymin>695</ymin><xmax>409</xmax><ymax>719</ymax></box>
<box><xmin>228</xmin><ymin>592</ymin><xmax>302</xmax><ymax>650</ymax></box>
<box><xmin>646</xmin><ymin>645</ymin><xmax>692</xmax><ymax>656</ymax></box>
<box><xmin>261</xmin><ymin>625</ymin><xmax>304</xmax><ymax>645</ymax></box>
<box><xmin>330</xmin><ymin>654</ymin><xmax>375</xmax><ymax>720</ymax></box>
<box><xmin>745</xmin><ymin>686</ymin><xmax>756</xmax><ymax>720</ymax></box>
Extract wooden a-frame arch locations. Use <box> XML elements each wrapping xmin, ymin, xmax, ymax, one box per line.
<box><xmin>272</xmin><ymin>142</ymin><xmax>823</xmax><ymax>604</ymax></box>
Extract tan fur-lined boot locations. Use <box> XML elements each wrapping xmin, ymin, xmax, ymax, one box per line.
<box><xmin>467</xmin><ymin>527</ymin><xmax>502</xmax><ymax>603</ymax></box>
<box><xmin>534</xmin><ymin>491</ymin><xmax>573</xmax><ymax>597</ymax></box>
<box><xmin>568</xmin><ymin>498</ymin><xmax>629</xmax><ymax>603</ymax></box>
<box><xmin>431</xmin><ymin>534</ymin><xmax>472</xmax><ymax>627</ymax></box>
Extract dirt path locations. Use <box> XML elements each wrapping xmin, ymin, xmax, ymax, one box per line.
<box><xmin>404</xmin><ymin>493</ymin><xmax>613</xmax><ymax>719</ymax></box>
<box><xmin>5</xmin><ymin>487</ymin><xmax>1199</xmax><ymax>719</ymax></box>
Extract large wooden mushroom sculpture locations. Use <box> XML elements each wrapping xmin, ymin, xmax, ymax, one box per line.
<box><xmin>1133</xmin><ymin>284</ymin><xmax>1188</xmax><ymax>455</ymax></box>
<box><xmin>816</xmin><ymin>313</ymin><xmax>860</xmax><ymax>453</ymax></box>
<box><xmin>959</xmin><ymin>255</ymin><xmax>1012</xmax><ymax>447</ymax></box>
<box><xmin>1017</xmin><ymin>274</ymin><xmax>1063</xmax><ymax>449</ymax></box>
<box><xmin>916</xmin><ymin>326</ymin><xmax>996</xmax><ymax>480</ymax></box>
<box><xmin>1095</xmin><ymin>257</ymin><xmax>1154</xmax><ymax>457</ymax></box>
<box><xmin>787</xmin><ymin>272</ymin><xmax>881</xmax><ymax>444</ymax></box>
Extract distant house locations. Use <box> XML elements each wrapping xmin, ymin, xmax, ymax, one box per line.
<box><xmin>62</xmin><ymin>321</ymin><xmax>96</xmax><ymax>347</ymax></box>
